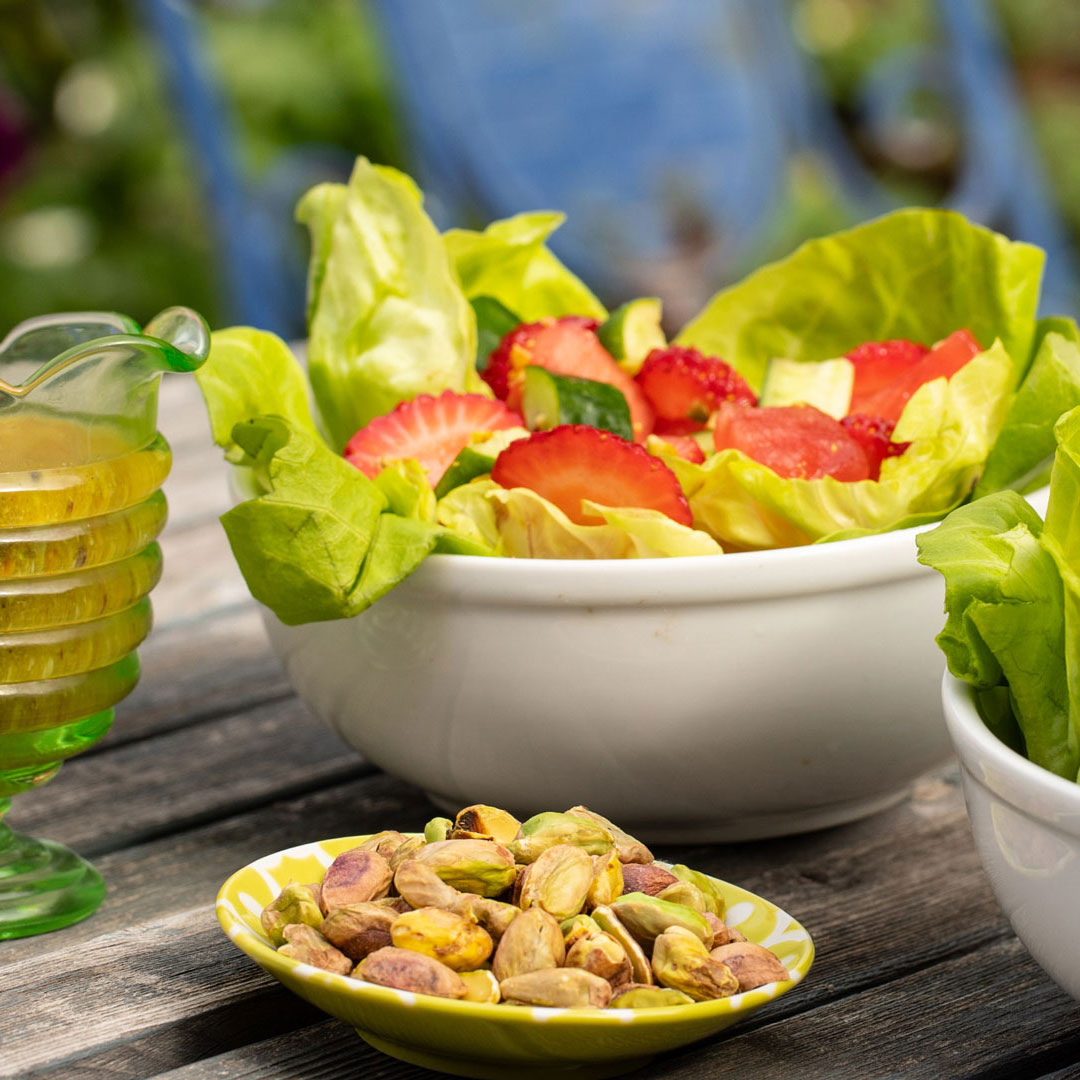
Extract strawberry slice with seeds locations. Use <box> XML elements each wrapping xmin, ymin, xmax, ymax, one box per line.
<box><xmin>484</xmin><ymin>317</ymin><xmax>655</xmax><ymax>441</ymax></box>
<box><xmin>636</xmin><ymin>346</ymin><xmax>756</xmax><ymax>435</ymax></box>
<box><xmin>840</xmin><ymin>413</ymin><xmax>910</xmax><ymax>481</ymax></box>
<box><xmin>344</xmin><ymin>391</ymin><xmax>523</xmax><ymax>487</ymax></box>
<box><xmin>491</xmin><ymin>424</ymin><xmax>693</xmax><ymax>526</ymax></box>
<box><xmin>712</xmin><ymin>403</ymin><xmax>870</xmax><ymax>481</ymax></box>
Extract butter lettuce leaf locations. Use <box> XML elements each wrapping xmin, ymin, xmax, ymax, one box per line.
<box><xmin>297</xmin><ymin>158</ymin><xmax>483</xmax><ymax>449</ymax></box>
<box><xmin>437</xmin><ymin>479</ymin><xmax>721</xmax><ymax>559</ymax></box>
<box><xmin>976</xmin><ymin>318</ymin><xmax>1080</xmax><ymax>497</ymax></box>
<box><xmin>676</xmin><ymin>208</ymin><xmax>1043</xmax><ymax>391</ymax></box>
<box><xmin>196</xmin><ymin>328</ymin><xmax>319</xmax><ymax>462</ymax></box>
<box><xmin>444</xmin><ymin>211</ymin><xmax>607</xmax><ymax>322</ymax></box>
<box><xmin>665</xmin><ymin>344</ymin><xmax>1014</xmax><ymax>548</ymax></box>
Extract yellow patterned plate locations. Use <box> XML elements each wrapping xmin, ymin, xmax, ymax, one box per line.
<box><xmin>216</xmin><ymin>836</ymin><xmax>815</xmax><ymax>1079</ymax></box>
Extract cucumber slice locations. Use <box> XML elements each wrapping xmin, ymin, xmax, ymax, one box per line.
<box><xmin>597</xmin><ymin>298</ymin><xmax>665</xmax><ymax>374</ymax></box>
<box><xmin>521</xmin><ymin>367</ymin><xmax>633</xmax><ymax>440</ymax></box>
<box><xmin>759</xmin><ymin>357</ymin><xmax>855</xmax><ymax>419</ymax></box>
<box><xmin>434</xmin><ymin>446</ymin><xmax>498</xmax><ymax>499</ymax></box>
<box><xmin>471</xmin><ymin>295</ymin><xmax>522</xmax><ymax>372</ymax></box>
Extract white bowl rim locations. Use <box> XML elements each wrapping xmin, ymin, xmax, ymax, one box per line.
<box><xmin>942</xmin><ymin>672</ymin><xmax>1080</xmax><ymax>833</ymax></box>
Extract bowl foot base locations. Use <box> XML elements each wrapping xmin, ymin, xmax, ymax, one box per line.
<box><xmin>356</xmin><ymin>1031</ymin><xmax>653</xmax><ymax>1079</ymax></box>
<box><xmin>0</xmin><ymin>823</ymin><xmax>105</xmax><ymax>940</ymax></box>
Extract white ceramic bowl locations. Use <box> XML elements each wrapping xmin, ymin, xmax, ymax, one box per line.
<box><xmin>260</xmin><ymin>492</ymin><xmax>1027</xmax><ymax>842</ymax></box>
<box><xmin>942</xmin><ymin>674</ymin><xmax>1080</xmax><ymax>1000</ymax></box>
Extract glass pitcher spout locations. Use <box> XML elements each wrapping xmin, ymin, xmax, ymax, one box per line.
<box><xmin>0</xmin><ymin>307</ymin><xmax>210</xmax><ymax>469</ymax></box>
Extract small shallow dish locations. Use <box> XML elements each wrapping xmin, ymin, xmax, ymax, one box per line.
<box><xmin>943</xmin><ymin>674</ymin><xmax>1080</xmax><ymax>1000</ymax></box>
<box><xmin>217</xmin><ymin>835</ymin><xmax>814</xmax><ymax>1079</ymax></box>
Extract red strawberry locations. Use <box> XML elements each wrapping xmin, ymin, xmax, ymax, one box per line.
<box><xmin>491</xmin><ymin>424</ymin><xmax>693</xmax><ymax>526</ymax></box>
<box><xmin>484</xmin><ymin>317</ymin><xmax>655</xmax><ymax>441</ymax></box>
<box><xmin>635</xmin><ymin>346</ymin><xmax>756</xmax><ymax>435</ymax></box>
<box><xmin>653</xmin><ymin>432</ymin><xmax>706</xmax><ymax>464</ymax></box>
<box><xmin>712</xmin><ymin>403</ymin><xmax>870</xmax><ymax>482</ymax></box>
<box><xmin>840</xmin><ymin>413</ymin><xmax>910</xmax><ymax>481</ymax></box>
<box><xmin>344</xmin><ymin>391</ymin><xmax>523</xmax><ymax>487</ymax></box>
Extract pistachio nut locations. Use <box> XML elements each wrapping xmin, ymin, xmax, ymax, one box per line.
<box><xmin>668</xmin><ymin>864</ymin><xmax>725</xmax><ymax>917</ymax></box>
<box><xmin>466</xmin><ymin>897</ymin><xmax>519</xmax><ymax>940</ymax></box>
<box><xmin>610</xmin><ymin>985</ymin><xmax>695</xmax><ymax>1008</ymax></box>
<box><xmin>511</xmin><ymin>864</ymin><xmax>530</xmax><ymax>907</ymax></box>
<box><xmin>651</xmin><ymin>926</ymin><xmax>739</xmax><ymax>1001</ymax></box>
<box><xmin>388</xmin><ymin>835</ymin><xmax>426</xmax><ymax>872</ymax></box>
<box><xmin>519</xmin><ymin>843</ymin><xmax>594</xmax><ymax>921</ymax></box>
<box><xmin>509</xmin><ymin>812</ymin><xmax>614</xmax><ymax>864</ymax></box>
<box><xmin>610</xmin><ymin>892</ymin><xmax>713</xmax><ymax>948</ymax></box>
<box><xmin>320</xmin><ymin>849</ymin><xmax>393</xmax><ymax>913</ymax></box>
<box><xmin>321</xmin><ymin>902</ymin><xmax>396</xmax><ymax>961</ymax></box>
<box><xmin>305</xmin><ymin>882</ymin><xmax>324</xmax><ymax>912</ymax></box>
<box><xmin>459</xmin><ymin>969</ymin><xmax>501</xmax><ymax>1004</ymax></box>
<box><xmin>564</xmin><ymin>930</ymin><xmax>632</xmax><ymax>987</ymax></box>
<box><xmin>491</xmin><ymin>906</ymin><xmax>564</xmax><ymax>981</ymax></box>
<box><xmin>586</xmin><ymin>850</ymin><xmax>624</xmax><ymax>910</ymax></box>
<box><xmin>373</xmin><ymin>896</ymin><xmax>413</xmax><ymax>915</ymax></box>
<box><xmin>394</xmin><ymin>860</ymin><xmax>461</xmax><ymax>910</ymax></box>
<box><xmin>452</xmin><ymin>804</ymin><xmax>521</xmax><ymax>844</ymax></box>
<box><xmin>424</xmin><ymin>817</ymin><xmax>454</xmax><ymax>843</ymax></box>
<box><xmin>261</xmin><ymin>883</ymin><xmax>322</xmax><ymax>946</ymax></box>
<box><xmin>566</xmin><ymin>806</ymin><xmax>653</xmax><ymax>864</ymax></box>
<box><xmin>704</xmin><ymin>913</ymin><xmax>746</xmax><ymax>946</ymax></box>
<box><xmin>357</xmin><ymin>831</ymin><xmax>411</xmax><ymax>860</ymax></box>
<box><xmin>356</xmin><ymin>945</ymin><xmax>467</xmax><ymax>999</ymax></box>
<box><xmin>619</xmin><ymin>864</ymin><xmax>679</xmax><ymax>896</ymax></box>
<box><xmin>500</xmin><ymin>968</ymin><xmax>612</xmax><ymax>1009</ymax></box>
<box><xmin>590</xmin><ymin>905</ymin><xmax>653</xmax><ymax>985</ymax></box>
<box><xmin>709</xmin><ymin>942</ymin><xmax>790</xmax><ymax>991</ymax></box>
<box><xmin>560</xmin><ymin>914</ymin><xmax>601</xmax><ymax>949</ymax></box>
<box><xmin>656</xmin><ymin>880</ymin><xmax>709</xmax><ymax>914</ymax></box>
<box><xmin>390</xmin><ymin>906</ymin><xmax>494</xmax><ymax>972</ymax></box>
<box><xmin>413</xmin><ymin>839</ymin><xmax>517</xmax><ymax>897</ymax></box>
<box><xmin>277</xmin><ymin>924</ymin><xmax>352</xmax><ymax>975</ymax></box>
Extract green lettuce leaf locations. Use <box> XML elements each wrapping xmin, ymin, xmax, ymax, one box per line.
<box><xmin>976</xmin><ymin>318</ymin><xmax>1080</xmax><ymax>497</ymax></box>
<box><xmin>676</xmin><ymin>208</ymin><xmax>1043</xmax><ymax>391</ymax></box>
<box><xmin>916</xmin><ymin>490</ymin><xmax>1075</xmax><ymax>780</ymax></box>
<box><xmin>664</xmin><ymin>343</ymin><xmax>1014</xmax><ymax>549</ymax></box>
<box><xmin>436</xmin><ymin>480</ymin><xmax>721</xmax><ymax>559</ymax></box>
<box><xmin>444</xmin><ymin>211</ymin><xmax>607</xmax><ymax>322</ymax></box>
<box><xmin>195</xmin><ymin>328</ymin><xmax>319</xmax><ymax>462</ymax></box>
<box><xmin>297</xmin><ymin>158</ymin><xmax>483</xmax><ymax>449</ymax></box>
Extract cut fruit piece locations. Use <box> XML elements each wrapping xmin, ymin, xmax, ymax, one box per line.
<box><xmin>520</xmin><ymin>367</ymin><xmax>633</xmax><ymax>440</ymax></box>
<box><xmin>491</xmin><ymin>425</ymin><xmax>692</xmax><ymax>526</ymax></box>
<box><xmin>712</xmin><ymin>403</ymin><xmax>871</xmax><ymax>482</ymax></box>
<box><xmin>471</xmin><ymin>296</ymin><xmax>523</xmax><ymax>373</ymax></box>
<box><xmin>840</xmin><ymin>413</ymin><xmax>910</xmax><ymax>481</ymax></box>
<box><xmin>635</xmin><ymin>346</ymin><xmax>756</xmax><ymax>435</ymax></box>
<box><xmin>759</xmin><ymin>357</ymin><xmax>854</xmax><ymax>419</ymax></box>
<box><xmin>344</xmin><ymin>391</ymin><xmax>523</xmax><ymax>487</ymax></box>
<box><xmin>652</xmin><ymin>433</ymin><xmax>706</xmax><ymax>464</ymax></box>
<box><xmin>596</xmin><ymin>298</ymin><xmax>666</xmax><ymax>374</ymax></box>
<box><xmin>483</xmin><ymin>317</ymin><xmax>655</xmax><ymax>441</ymax></box>
<box><xmin>849</xmin><ymin>330</ymin><xmax>982</xmax><ymax>422</ymax></box>
<box><xmin>847</xmin><ymin>338</ymin><xmax>929</xmax><ymax>412</ymax></box>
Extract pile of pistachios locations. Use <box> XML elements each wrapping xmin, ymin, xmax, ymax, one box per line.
<box><xmin>261</xmin><ymin>805</ymin><xmax>791</xmax><ymax>1009</ymax></box>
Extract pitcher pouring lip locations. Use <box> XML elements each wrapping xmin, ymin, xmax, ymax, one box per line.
<box><xmin>0</xmin><ymin>306</ymin><xmax>210</xmax><ymax>468</ymax></box>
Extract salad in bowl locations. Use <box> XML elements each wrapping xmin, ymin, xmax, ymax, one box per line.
<box><xmin>193</xmin><ymin>157</ymin><xmax>1080</xmax><ymax>838</ymax></box>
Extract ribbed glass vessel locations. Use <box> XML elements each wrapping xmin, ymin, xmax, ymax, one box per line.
<box><xmin>0</xmin><ymin>308</ymin><xmax>208</xmax><ymax>939</ymax></box>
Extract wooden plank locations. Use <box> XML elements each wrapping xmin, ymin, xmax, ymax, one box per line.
<box><xmin>7</xmin><ymin>697</ymin><xmax>370</xmax><ymax>858</ymax></box>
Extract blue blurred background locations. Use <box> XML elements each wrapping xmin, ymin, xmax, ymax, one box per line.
<box><xmin>0</xmin><ymin>0</ymin><xmax>1078</xmax><ymax>336</ymax></box>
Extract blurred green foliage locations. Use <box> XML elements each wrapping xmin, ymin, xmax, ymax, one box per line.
<box><xmin>0</xmin><ymin>0</ymin><xmax>1078</xmax><ymax>331</ymax></box>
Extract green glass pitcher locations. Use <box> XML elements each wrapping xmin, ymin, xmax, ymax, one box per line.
<box><xmin>0</xmin><ymin>307</ymin><xmax>209</xmax><ymax>939</ymax></box>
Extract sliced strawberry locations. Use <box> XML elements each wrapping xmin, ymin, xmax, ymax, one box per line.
<box><xmin>636</xmin><ymin>346</ymin><xmax>756</xmax><ymax>435</ymax></box>
<box><xmin>840</xmin><ymin>413</ymin><xmax>910</xmax><ymax>481</ymax></box>
<box><xmin>484</xmin><ymin>317</ymin><xmax>654</xmax><ymax>441</ymax></box>
<box><xmin>712</xmin><ymin>403</ymin><xmax>870</xmax><ymax>482</ymax></box>
<box><xmin>344</xmin><ymin>391</ymin><xmax>523</xmax><ymax>487</ymax></box>
<box><xmin>847</xmin><ymin>338</ymin><xmax>929</xmax><ymax>413</ymax></box>
<box><xmin>491</xmin><ymin>424</ymin><xmax>692</xmax><ymax>526</ymax></box>
<box><xmin>653</xmin><ymin>432</ymin><xmax>706</xmax><ymax>464</ymax></box>
<box><xmin>851</xmin><ymin>330</ymin><xmax>982</xmax><ymax>421</ymax></box>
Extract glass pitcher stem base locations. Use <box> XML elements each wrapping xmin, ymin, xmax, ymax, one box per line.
<box><xmin>0</xmin><ymin>820</ymin><xmax>105</xmax><ymax>939</ymax></box>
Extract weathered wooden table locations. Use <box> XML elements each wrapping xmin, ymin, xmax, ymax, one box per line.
<box><xmin>3</xmin><ymin>379</ymin><xmax>1080</xmax><ymax>1080</ymax></box>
